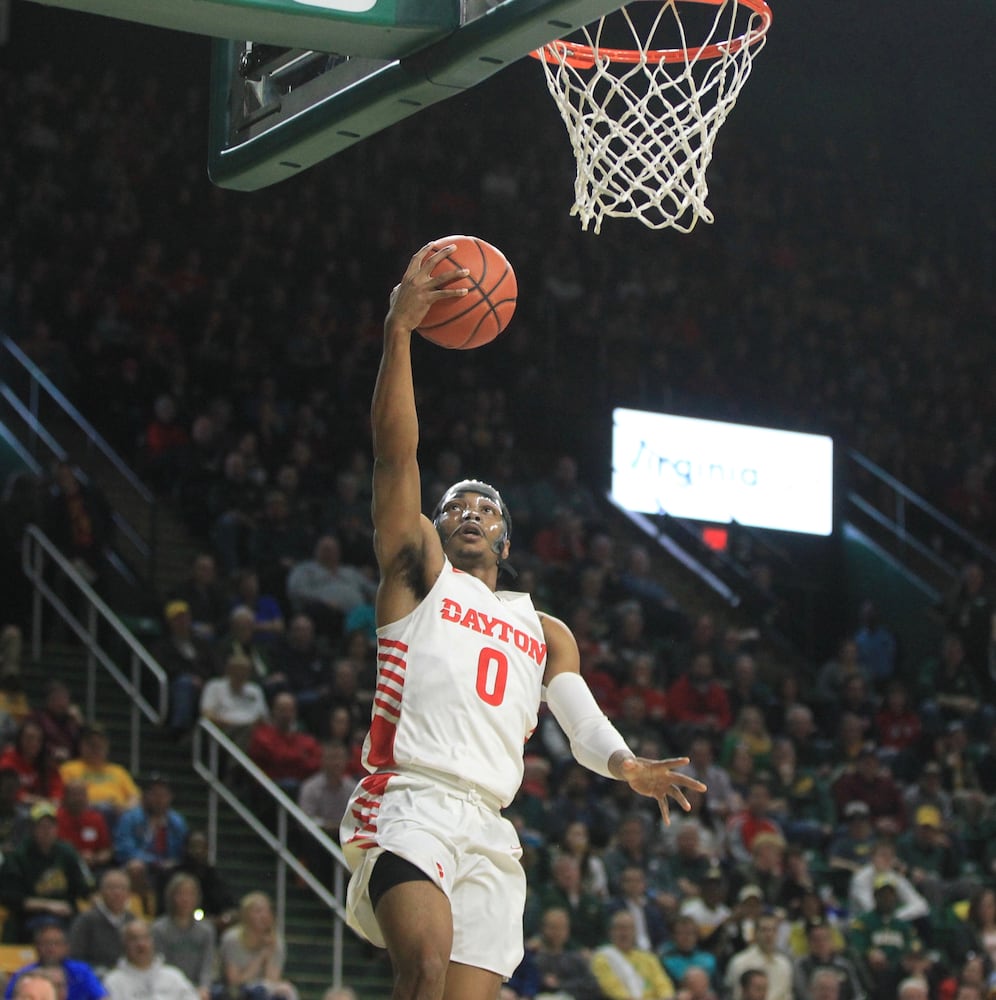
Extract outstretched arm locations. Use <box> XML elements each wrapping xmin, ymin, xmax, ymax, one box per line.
<box><xmin>369</xmin><ymin>244</ymin><xmax>468</xmax><ymax>615</ymax></box>
<box><xmin>542</xmin><ymin>613</ymin><xmax>706</xmax><ymax>824</ymax></box>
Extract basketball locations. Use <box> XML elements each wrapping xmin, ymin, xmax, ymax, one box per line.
<box><xmin>417</xmin><ymin>235</ymin><xmax>517</xmax><ymax>350</ymax></box>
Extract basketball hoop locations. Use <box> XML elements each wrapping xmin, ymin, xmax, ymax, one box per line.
<box><xmin>532</xmin><ymin>0</ymin><xmax>772</xmax><ymax>234</ymax></box>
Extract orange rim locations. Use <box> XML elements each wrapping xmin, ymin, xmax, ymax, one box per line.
<box><xmin>531</xmin><ymin>0</ymin><xmax>772</xmax><ymax>69</ymax></box>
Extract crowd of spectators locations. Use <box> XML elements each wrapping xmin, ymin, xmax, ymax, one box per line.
<box><xmin>0</xmin><ymin>778</ymin><xmax>299</xmax><ymax>1000</ymax></box>
<box><xmin>5</xmin><ymin>464</ymin><xmax>995</xmax><ymax>1000</ymax></box>
<box><xmin>0</xmin><ymin>629</ymin><xmax>320</xmax><ymax>999</ymax></box>
<box><xmin>2</xmin><ymin>9</ymin><xmax>996</xmax><ymax>1000</ymax></box>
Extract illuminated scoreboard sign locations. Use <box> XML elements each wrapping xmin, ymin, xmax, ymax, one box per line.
<box><xmin>611</xmin><ymin>407</ymin><xmax>834</xmax><ymax>536</ymax></box>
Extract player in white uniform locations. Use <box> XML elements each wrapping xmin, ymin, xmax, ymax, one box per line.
<box><xmin>341</xmin><ymin>242</ymin><xmax>706</xmax><ymax>1000</ymax></box>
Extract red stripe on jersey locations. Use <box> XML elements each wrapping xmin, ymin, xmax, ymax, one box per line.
<box><xmin>344</xmin><ymin>772</ymin><xmax>398</xmax><ymax>845</ymax></box>
<box><xmin>351</xmin><ymin>796</ymin><xmax>382</xmax><ymax>813</ymax></box>
<box><xmin>367</xmin><ymin>712</ymin><xmax>399</xmax><ymax>769</ymax></box>
<box><xmin>377</xmin><ymin>640</ymin><xmax>408</xmax><ymax>669</ymax></box>
<box><xmin>349</xmin><ymin>812</ymin><xmax>378</xmax><ymax>835</ymax></box>
<box><xmin>358</xmin><ymin>772</ymin><xmax>395</xmax><ymax>796</ymax></box>
<box><xmin>367</xmin><ymin>649</ymin><xmax>405</xmax><ymax>770</ymax></box>
<box><xmin>378</xmin><ymin>667</ymin><xmax>405</xmax><ymax>687</ymax></box>
<box><xmin>373</xmin><ymin>698</ymin><xmax>400</xmax><ymax>720</ymax></box>
<box><xmin>374</xmin><ymin>680</ymin><xmax>401</xmax><ymax>697</ymax></box>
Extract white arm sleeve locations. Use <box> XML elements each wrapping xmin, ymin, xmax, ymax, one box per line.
<box><xmin>544</xmin><ymin>671</ymin><xmax>633</xmax><ymax>779</ymax></box>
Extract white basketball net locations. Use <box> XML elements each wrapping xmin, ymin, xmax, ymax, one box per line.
<box><xmin>535</xmin><ymin>0</ymin><xmax>771</xmax><ymax>234</ymax></box>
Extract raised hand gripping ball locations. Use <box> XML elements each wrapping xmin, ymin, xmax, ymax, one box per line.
<box><xmin>417</xmin><ymin>235</ymin><xmax>517</xmax><ymax>350</ymax></box>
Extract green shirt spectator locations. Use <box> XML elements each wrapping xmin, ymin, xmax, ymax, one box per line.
<box><xmin>0</xmin><ymin>802</ymin><xmax>93</xmax><ymax>943</ymax></box>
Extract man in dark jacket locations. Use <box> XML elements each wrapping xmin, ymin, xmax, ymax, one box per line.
<box><xmin>0</xmin><ymin>802</ymin><xmax>92</xmax><ymax>942</ymax></box>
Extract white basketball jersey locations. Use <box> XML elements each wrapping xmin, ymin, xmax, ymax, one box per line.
<box><xmin>362</xmin><ymin>559</ymin><xmax>547</xmax><ymax>806</ymax></box>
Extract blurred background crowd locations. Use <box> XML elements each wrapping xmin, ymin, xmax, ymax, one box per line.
<box><xmin>1</xmin><ymin>2</ymin><xmax>995</xmax><ymax>999</ymax></box>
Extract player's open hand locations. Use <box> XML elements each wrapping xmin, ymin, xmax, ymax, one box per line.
<box><xmin>617</xmin><ymin>756</ymin><xmax>707</xmax><ymax>825</ymax></box>
<box><xmin>387</xmin><ymin>242</ymin><xmax>468</xmax><ymax>332</ymax></box>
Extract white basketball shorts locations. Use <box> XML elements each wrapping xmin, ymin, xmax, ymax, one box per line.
<box><xmin>341</xmin><ymin>768</ymin><xmax>527</xmax><ymax>977</ymax></box>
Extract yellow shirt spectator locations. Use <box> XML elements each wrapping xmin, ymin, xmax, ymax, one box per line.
<box><xmin>59</xmin><ymin>723</ymin><xmax>139</xmax><ymax>815</ymax></box>
<box><xmin>591</xmin><ymin>911</ymin><xmax>675</xmax><ymax>1000</ymax></box>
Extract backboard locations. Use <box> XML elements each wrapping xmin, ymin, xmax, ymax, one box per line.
<box><xmin>207</xmin><ymin>0</ymin><xmax>629</xmax><ymax>189</ymax></box>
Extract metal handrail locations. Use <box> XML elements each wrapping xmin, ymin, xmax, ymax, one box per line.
<box><xmin>21</xmin><ymin>523</ymin><xmax>168</xmax><ymax>774</ymax></box>
<box><xmin>1</xmin><ymin>334</ymin><xmax>159</xmax><ymax>580</ymax></box>
<box><xmin>192</xmin><ymin>719</ymin><xmax>349</xmax><ymax>990</ymax></box>
<box><xmin>0</xmin><ymin>418</ymin><xmax>43</xmax><ymax>474</ymax></box>
<box><xmin>609</xmin><ymin>496</ymin><xmax>739</xmax><ymax>606</ymax></box>
<box><xmin>846</xmin><ymin>491</ymin><xmax>951</xmax><ymax>586</ymax></box>
<box><xmin>0</xmin><ymin>383</ymin><xmax>67</xmax><ymax>461</ymax></box>
<box><xmin>1</xmin><ymin>336</ymin><xmax>153</xmax><ymax>502</ymax></box>
<box><xmin>847</xmin><ymin>448</ymin><xmax>996</xmax><ymax>570</ymax></box>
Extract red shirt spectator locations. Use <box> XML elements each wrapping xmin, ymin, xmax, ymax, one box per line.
<box><xmin>725</xmin><ymin>781</ymin><xmax>784</xmax><ymax>864</ymax></box>
<box><xmin>145</xmin><ymin>394</ymin><xmax>190</xmax><ymax>458</ymax></box>
<box><xmin>57</xmin><ymin>779</ymin><xmax>113</xmax><ymax>869</ymax></box>
<box><xmin>874</xmin><ymin>711</ymin><xmax>922</xmax><ymax>751</ymax></box>
<box><xmin>30</xmin><ymin>681</ymin><xmax>83</xmax><ymax>766</ymax></box>
<box><xmin>666</xmin><ymin>654</ymin><xmax>732</xmax><ymax>733</ymax></box>
<box><xmin>0</xmin><ymin>718</ymin><xmax>65</xmax><ymax>805</ymax></box>
<box><xmin>832</xmin><ymin>743</ymin><xmax>907</xmax><ymax>834</ymax></box>
<box><xmin>874</xmin><ymin>683</ymin><xmax>922</xmax><ymax>752</ymax></box>
<box><xmin>248</xmin><ymin>692</ymin><xmax>322</xmax><ymax>791</ymax></box>
<box><xmin>618</xmin><ymin>682</ymin><xmax>668</xmax><ymax>723</ymax></box>
<box><xmin>618</xmin><ymin>654</ymin><xmax>668</xmax><ymax>724</ymax></box>
<box><xmin>531</xmin><ymin>509</ymin><xmax>586</xmax><ymax>567</ymax></box>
